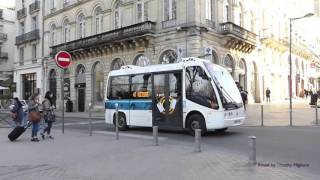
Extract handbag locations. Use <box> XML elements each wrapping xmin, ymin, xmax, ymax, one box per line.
<box><xmin>29</xmin><ymin>111</ymin><xmax>41</xmax><ymax>123</ymax></box>
<box><xmin>44</xmin><ymin>111</ymin><xmax>56</xmax><ymax>123</ymax></box>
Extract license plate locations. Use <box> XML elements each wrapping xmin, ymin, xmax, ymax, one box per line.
<box><xmin>234</xmin><ymin>120</ymin><xmax>241</xmax><ymax>124</ymax></box>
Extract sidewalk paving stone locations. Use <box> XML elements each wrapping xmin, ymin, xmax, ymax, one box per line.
<box><xmin>0</xmin><ymin>128</ymin><xmax>316</xmax><ymax>180</ymax></box>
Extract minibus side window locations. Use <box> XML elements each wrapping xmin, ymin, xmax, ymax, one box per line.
<box><xmin>185</xmin><ymin>66</ymin><xmax>219</xmax><ymax>109</ymax></box>
<box><xmin>131</xmin><ymin>74</ymin><xmax>152</xmax><ymax>99</ymax></box>
<box><xmin>108</xmin><ymin>76</ymin><xmax>130</xmax><ymax>99</ymax></box>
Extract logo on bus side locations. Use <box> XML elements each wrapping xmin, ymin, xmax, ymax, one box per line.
<box><xmin>156</xmin><ymin>96</ymin><xmax>177</xmax><ymax>114</ymax></box>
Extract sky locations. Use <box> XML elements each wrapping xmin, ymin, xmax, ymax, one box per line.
<box><xmin>0</xmin><ymin>0</ymin><xmax>15</xmax><ymax>8</ymax></box>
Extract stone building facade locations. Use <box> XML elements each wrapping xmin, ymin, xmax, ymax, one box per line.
<box><xmin>13</xmin><ymin>0</ymin><xmax>45</xmax><ymax>100</ymax></box>
<box><xmin>0</xmin><ymin>6</ymin><xmax>15</xmax><ymax>93</ymax></box>
<box><xmin>42</xmin><ymin>0</ymin><xmax>320</xmax><ymax>112</ymax></box>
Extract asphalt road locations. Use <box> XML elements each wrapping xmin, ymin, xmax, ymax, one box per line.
<box><xmin>55</xmin><ymin>117</ymin><xmax>320</xmax><ymax>177</ymax></box>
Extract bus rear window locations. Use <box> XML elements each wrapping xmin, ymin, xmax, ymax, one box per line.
<box><xmin>107</xmin><ymin>76</ymin><xmax>130</xmax><ymax>99</ymax></box>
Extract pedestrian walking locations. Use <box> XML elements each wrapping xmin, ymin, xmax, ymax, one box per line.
<box><xmin>41</xmin><ymin>91</ymin><xmax>55</xmax><ymax>140</ymax></box>
<box><xmin>239</xmin><ymin>86</ymin><xmax>248</xmax><ymax>110</ymax></box>
<box><xmin>266</xmin><ymin>88</ymin><xmax>271</xmax><ymax>103</ymax></box>
<box><xmin>10</xmin><ymin>97</ymin><xmax>24</xmax><ymax>127</ymax></box>
<box><xmin>28</xmin><ymin>93</ymin><xmax>41</xmax><ymax>142</ymax></box>
<box><xmin>304</xmin><ymin>89</ymin><xmax>308</xmax><ymax>99</ymax></box>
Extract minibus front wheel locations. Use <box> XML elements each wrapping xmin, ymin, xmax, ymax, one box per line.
<box><xmin>187</xmin><ymin>113</ymin><xmax>207</xmax><ymax>136</ymax></box>
<box><xmin>113</xmin><ymin>112</ymin><xmax>128</xmax><ymax>131</ymax></box>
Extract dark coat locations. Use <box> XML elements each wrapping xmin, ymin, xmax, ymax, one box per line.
<box><xmin>11</xmin><ymin>102</ymin><xmax>24</xmax><ymax>123</ymax></box>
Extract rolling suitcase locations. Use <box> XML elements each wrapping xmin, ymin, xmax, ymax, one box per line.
<box><xmin>8</xmin><ymin>121</ymin><xmax>32</xmax><ymax>141</ymax></box>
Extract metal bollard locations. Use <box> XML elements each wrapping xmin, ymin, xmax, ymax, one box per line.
<box><xmin>115</xmin><ymin>103</ymin><xmax>119</xmax><ymax>140</ymax></box>
<box><xmin>194</xmin><ymin>129</ymin><xmax>201</xmax><ymax>152</ymax></box>
<box><xmin>248</xmin><ymin>136</ymin><xmax>256</xmax><ymax>165</ymax></box>
<box><xmin>316</xmin><ymin>102</ymin><xmax>318</xmax><ymax>125</ymax></box>
<box><xmin>261</xmin><ymin>105</ymin><xmax>264</xmax><ymax>127</ymax></box>
<box><xmin>153</xmin><ymin>126</ymin><xmax>159</xmax><ymax>146</ymax></box>
<box><xmin>88</xmin><ymin>102</ymin><xmax>92</xmax><ymax>136</ymax></box>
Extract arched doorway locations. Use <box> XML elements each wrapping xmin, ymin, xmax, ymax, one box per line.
<box><xmin>159</xmin><ymin>50</ymin><xmax>177</xmax><ymax>64</ymax></box>
<box><xmin>111</xmin><ymin>58</ymin><xmax>125</xmax><ymax>70</ymax></box>
<box><xmin>251</xmin><ymin>62</ymin><xmax>259</xmax><ymax>103</ymax></box>
<box><xmin>92</xmin><ymin>62</ymin><xmax>104</xmax><ymax>105</ymax></box>
<box><xmin>224</xmin><ymin>54</ymin><xmax>235</xmax><ymax>77</ymax></box>
<box><xmin>239</xmin><ymin>59</ymin><xmax>247</xmax><ymax>90</ymax></box>
<box><xmin>48</xmin><ymin>69</ymin><xmax>57</xmax><ymax>106</ymax></box>
<box><xmin>75</xmin><ymin>64</ymin><xmax>86</xmax><ymax>112</ymax></box>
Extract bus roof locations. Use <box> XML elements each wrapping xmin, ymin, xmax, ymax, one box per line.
<box><xmin>108</xmin><ymin>57</ymin><xmax>221</xmax><ymax>76</ymax></box>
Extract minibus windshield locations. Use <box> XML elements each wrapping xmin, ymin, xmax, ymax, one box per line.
<box><xmin>204</xmin><ymin>62</ymin><xmax>243</xmax><ymax>110</ymax></box>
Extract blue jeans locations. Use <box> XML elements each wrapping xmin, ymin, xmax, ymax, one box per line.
<box><xmin>32</xmin><ymin>122</ymin><xmax>39</xmax><ymax>137</ymax></box>
<box><xmin>43</xmin><ymin>121</ymin><xmax>52</xmax><ymax>135</ymax></box>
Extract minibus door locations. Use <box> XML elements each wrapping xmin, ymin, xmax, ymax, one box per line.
<box><xmin>152</xmin><ymin>71</ymin><xmax>183</xmax><ymax>128</ymax></box>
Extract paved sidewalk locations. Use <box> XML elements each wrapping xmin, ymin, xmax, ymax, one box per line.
<box><xmin>0</xmin><ymin>128</ymin><xmax>316</xmax><ymax>180</ymax></box>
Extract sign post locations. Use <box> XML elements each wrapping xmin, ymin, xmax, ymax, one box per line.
<box><xmin>54</xmin><ymin>51</ymin><xmax>72</xmax><ymax>134</ymax></box>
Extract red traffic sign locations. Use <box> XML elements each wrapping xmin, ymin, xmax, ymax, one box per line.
<box><xmin>55</xmin><ymin>51</ymin><xmax>72</xmax><ymax>69</ymax></box>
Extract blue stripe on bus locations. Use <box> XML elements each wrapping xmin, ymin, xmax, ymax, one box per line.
<box><xmin>105</xmin><ymin>100</ymin><xmax>152</xmax><ymax>110</ymax></box>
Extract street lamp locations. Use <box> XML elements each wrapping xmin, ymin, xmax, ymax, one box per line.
<box><xmin>289</xmin><ymin>13</ymin><xmax>314</xmax><ymax>126</ymax></box>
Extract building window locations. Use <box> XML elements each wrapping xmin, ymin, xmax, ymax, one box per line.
<box><xmin>20</xmin><ymin>22</ymin><xmax>25</xmax><ymax>35</ymax></box>
<box><xmin>94</xmin><ymin>7</ymin><xmax>103</xmax><ymax>34</ymax></box>
<box><xmin>63</xmin><ymin>19</ymin><xmax>70</xmax><ymax>42</ymax></box>
<box><xmin>76</xmin><ymin>64</ymin><xmax>86</xmax><ymax>84</ymax></box>
<box><xmin>223</xmin><ymin>0</ymin><xmax>229</xmax><ymax>22</ymax></box>
<box><xmin>137</xmin><ymin>0</ymin><xmax>148</xmax><ymax>22</ymax></box>
<box><xmin>78</xmin><ymin>13</ymin><xmax>86</xmax><ymax>38</ymax></box>
<box><xmin>22</xmin><ymin>73</ymin><xmax>37</xmax><ymax>100</ymax></box>
<box><xmin>224</xmin><ymin>54</ymin><xmax>234</xmax><ymax>75</ymax></box>
<box><xmin>160</xmin><ymin>50</ymin><xmax>177</xmax><ymax>64</ymax></box>
<box><xmin>19</xmin><ymin>48</ymin><xmax>24</xmax><ymax>62</ymax></box>
<box><xmin>50</xmin><ymin>0</ymin><xmax>55</xmax><ymax>10</ymax></box>
<box><xmin>205</xmin><ymin>0</ymin><xmax>212</xmax><ymax>21</ymax></box>
<box><xmin>134</xmin><ymin>54</ymin><xmax>150</xmax><ymax>67</ymax></box>
<box><xmin>63</xmin><ymin>0</ymin><xmax>70</xmax><ymax>6</ymax></box>
<box><xmin>114</xmin><ymin>1</ymin><xmax>121</xmax><ymax>29</ymax></box>
<box><xmin>49</xmin><ymin>24</ymin><xmax>56</xmax><ymax>46</ymax></box>
<box><xmin>32</xmin><ymin>44</ymin><xmax>37</xmax><ymax>59</ymax></box>
<box><xmin>92</xmin><ymin>62</ymin><xmax>104</xmax><ymax>105</ymax></box>
<box><xmin>111</xmin><ymin>58</ymin><xmax>125</xmax><ymax>70</ymax></box>
<box><xmin>163</xmin><ymin>0</ymin><xmax>176</xmax><ymax>21</ymax></box>
<box><xmin>31</xmin><ymin>16</ymin><xmax>37</xmax><ymax>30</ymax></box>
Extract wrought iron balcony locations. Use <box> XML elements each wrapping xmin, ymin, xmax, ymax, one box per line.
<box><xmin>16</xmin><ymin>29</ymin><xmax>40</xmax><ymax>45</ymax></box>
<box><xmin>162</xmin><ymin>19</ymin><xmax>176</xmax><ymax>29</ymax></box>
<box><xmin>219</xmin><ymin>22</ymin><xmax>257</xmax><ymax>53</ymax></box>
<box><xmin>0</xmin><ymin>52</ymin><xmax>8</xmax><ymax>59</ymax></box>
<box><xmin>51</xmin><ymin>21</ymin><xmax>156</xmax><ymax>55</ymax></box>
<box><xmin>17</xmin><ymin>8</ymin><xmax>26</xmax><ymax>19</ymax></box>
<box><xmin>29</xmin><ymin>1</ymin><xmax>40</xmax><ymax>14</ymax></box>
<box><xmin>0</xmin><ymin>33</ymin><xmax>7</xmax><ymax>42</ymax></box>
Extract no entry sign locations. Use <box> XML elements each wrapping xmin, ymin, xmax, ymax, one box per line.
<box><xmin>55</xmin><ymin>51</ymin><xmax>72</xmax><ymax>69</ymax></box>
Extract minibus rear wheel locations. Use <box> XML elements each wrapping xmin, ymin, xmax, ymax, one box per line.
<box><xmin>187</xmin><ymin>114</ymin><xmax>207</xmax><ymax>136</ymax></box>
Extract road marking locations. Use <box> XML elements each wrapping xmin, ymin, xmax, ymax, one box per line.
<box><xmin>93</xmin><ymin>130</ymin><xmax>168</xmax><ymax>140</ymax></box>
